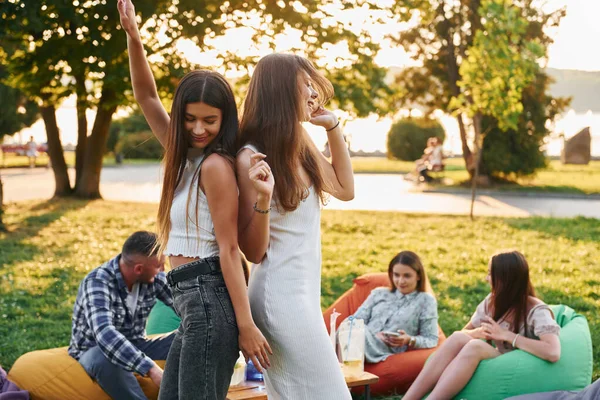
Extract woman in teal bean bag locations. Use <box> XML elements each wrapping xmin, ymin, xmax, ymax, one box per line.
<box><xmin>403</xmin><ymin>250</ymin><xmax>565</xmax><ymax>400</ymax></box>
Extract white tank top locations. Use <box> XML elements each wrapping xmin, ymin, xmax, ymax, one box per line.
<box><xmin>164</xmin><ymin>149</ymin><xmax>219</xmax><ymax>258</ymax></box>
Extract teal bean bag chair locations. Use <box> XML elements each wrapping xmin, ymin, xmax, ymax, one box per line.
<box><xmin>146</xmin><ymin>300</ymin><xmax>180</xmax><ymax>335</ymax></box>
<box><xmin>451</xmin><ymin>305</ymin><xmax>592</xmax><ymax>400</ymax></box>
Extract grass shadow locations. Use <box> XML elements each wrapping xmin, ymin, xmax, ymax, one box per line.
<box><xmin>535</xmin><ymin>286</ymin><xmax>598</xmax><ymax>314</ymax></box>
<box><xmin>505</xmin><ymin>216</ymin><xmax>600</xmax><ymax>243</ymax></box>
<box><xmin>0</xmin><ymin>254</ymin><xmax>88</xmax><ymax>368</ymax></box>
<box><xmin>505</xmin><ymin>185</ymin><xmax>588</xmax><ymax>194</ymax></box>
<box><xmin>0</xmin><ymin>199</ymin><xmax>161</xmax><ymax>369</ymax></box>
<box><xmin>0</xmin><ymin>199</ymin><xmax>90</xmax><ymax>270</ymax></box>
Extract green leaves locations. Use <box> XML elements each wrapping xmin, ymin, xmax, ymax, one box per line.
<box><xmin>388</xmin><ymin>0</ymin><xmax>567</xmax><ymax>178</ymax></box>
<box><xmin>454</xmin><ymin>0</ymin><xmax>543</xmax><ymax>132</ymax></box>
<box><xmin>0</xmin><ymin>0</ymin><xmax>390</xmax><ymax>116</ymax></box>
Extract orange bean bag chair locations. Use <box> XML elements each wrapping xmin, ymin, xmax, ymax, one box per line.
<box><xmin>7</xmin><ymin>347</ymin><xmax>165</xmax><ymax>400</ymax></box>
<box><xmin>323</xmin><ymin>272</ymin><xmax>446</xmax><ymax>396</ymax></box>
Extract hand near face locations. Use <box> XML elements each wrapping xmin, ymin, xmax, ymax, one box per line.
<box><xmin>309</xmin><ymin>106</ymin><xmax>338</xmax><ymax>130</ymax></box>
<box><xmin>248</xmin><ymin>153</ymin><xmax>274</xmax><ymax>199</ymax></box>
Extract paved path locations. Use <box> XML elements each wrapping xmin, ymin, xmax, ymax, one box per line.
<box><xmin>3</xmin><ymin>166</ymin><xmax>600</xmax><ymax>219</ymax></box>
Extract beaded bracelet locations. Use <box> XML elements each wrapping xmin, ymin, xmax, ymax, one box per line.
<box><xmin>326</xmin><ymin>120</ymin><xmax>340</xmax><ymax>132</ymax></box>
<box><xmin>253</xmin><ymin>202</ymin><xmax>271</xmax><ymax>214</ymax></box>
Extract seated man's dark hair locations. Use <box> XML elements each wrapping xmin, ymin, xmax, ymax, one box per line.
<box><xmin>122</xmin><ymin>231</ymin><xmax>160</xmax><ymax>258</ymax></box>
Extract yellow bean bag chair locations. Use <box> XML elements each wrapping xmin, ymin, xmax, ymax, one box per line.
<box><xmin>7</xmin><ymin>347</ymin><xmax>165</xmax><ymax>400</ymax></box>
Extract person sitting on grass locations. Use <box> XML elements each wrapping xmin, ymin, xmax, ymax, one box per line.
<box><xmin>344</xmin><ymin>251</ymin><xmax>439</xmax><ymax>363</ymax></box>
<box><xmin>68</xmin><ymin>231</ymin><xmax>175</xmax><ymax>399</ymax></box>
<box><xmin>403</xmin><ymin>250</ymin><xmax>561</xmax><ymax>400</ymax></box>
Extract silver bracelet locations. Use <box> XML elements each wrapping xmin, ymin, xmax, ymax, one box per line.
<box><xmin>512</xmin><ymin>333</ymin><xmax>520</xmax><ymax>348</ymax></box>
<box><xmin>253</xmin><ymin>202</ymin><xmax>271</xmax><ymax>214</ymax></box>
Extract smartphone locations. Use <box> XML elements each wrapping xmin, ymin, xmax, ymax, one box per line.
<box><xmin>383</xmin><ymin>331</ymin><xmax>401</xmax><ymax>338</ymax></box>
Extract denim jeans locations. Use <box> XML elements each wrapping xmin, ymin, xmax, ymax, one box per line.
<box><xmin>159</xmin><ymin>267</ymin><xmax>239</xmax><ymax>400</ymax></box>
<box><xmin>79</xmin><ymin>333</ymin><xmax>175</xmax><ymax>400</ymax></box>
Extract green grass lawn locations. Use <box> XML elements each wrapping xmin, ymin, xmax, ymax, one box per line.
<box><xmin>1</xmin><ymin>200</ymin><xmax>598</xmax><ymax>398</ymax></box>
<box><xmin>351</xmin><ymin>157</ymin><xmax>600</xmax><ymax>195</ymax></box>
<box><xmin>351</xmin><ymin>157</ymin><xmax>467</xmax><ymax>175</ymax></box>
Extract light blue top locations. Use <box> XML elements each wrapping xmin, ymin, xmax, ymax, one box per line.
<box><xmin>351</xmin><ymin>287</ymin><xmax>439</xmax><ymax>362</ymax></box>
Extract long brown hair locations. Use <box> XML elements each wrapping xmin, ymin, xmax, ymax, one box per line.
<box><xmin>489</xmin><ymin>250</ymin><xmax>536</xmax><ymax>334</ymax></box>
<box><xmin>238</xmin><ymin>53</ymin><xmax>333</xmax><ymax>211</ymax></box>
<box><xmin>156</xmin><ymin>70</ymin><xmax>238</xmax><ymax>256</ymax></box>
<box><xmin>387</xmin><ymin>251</ymin><xmax>428</xmax><ymax>293</ymax></box>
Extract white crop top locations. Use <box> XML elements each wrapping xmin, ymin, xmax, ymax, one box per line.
<box><xmin>164</xmin><ymin>149</ymin><xmax>220</xmax><ymax>258</ymax></box>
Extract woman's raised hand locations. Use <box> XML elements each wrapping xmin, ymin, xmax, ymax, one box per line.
<box><xmin>117</xmin><ymin>0</ymin><xmax>139</xmax><ymax>36</ymax></box>
<box><xmin>249</xmin><ymin>153</ymin><xmax>274</xmax><ymax>199</ymax></box>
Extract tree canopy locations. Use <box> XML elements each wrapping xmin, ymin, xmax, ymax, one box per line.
<box><xmin>0</xmin><ymin>0</ymin><xmax>392</xmax><ymax>198</ymax></box>
<box><xmin>387</xmin><ymin>0</ymin><xmax>568</xmax><ymax>177</ymax></box>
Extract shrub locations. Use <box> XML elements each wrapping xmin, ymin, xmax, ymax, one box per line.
<box><xmin>387</xmin><ymin>117</ymin><xmax>445</xmax><ymax>161</ymax></box>
<box><xmin>481</xmin><ymin>121</ymin><xmax>547</xmax><ymax>178</ymax></box>
<box><xmin>480</xmin><ymin>72</ymin><xmax>560</xmax><ymax>179</ymax></box>
<box><xmin>115</xmin><ymin>131</ymin><xmax>163</xmax><ymax>160</ymax></box>
<box><xmin>107</xmin><ymin>112</ymin><xmax>151</xmax><ymax>153</ymax></box>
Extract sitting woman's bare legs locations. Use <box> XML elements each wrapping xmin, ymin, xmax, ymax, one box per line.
<box><xmin>427</xmin><ymin>339</ymin><xmax>500</xmax><ymax>400</ymax></box>
<box><xmin>402</xmin><ymin>332</ymin><xmax>472</xmax><ymax>400</ymax></box>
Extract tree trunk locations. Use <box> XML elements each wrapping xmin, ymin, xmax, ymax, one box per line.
<box><xmin>40</xmin><ymin>105</ymin><xmax>72</xmax><ymax>197</ymax></box>
<box><xmin>0</xmin><ymin>173</ymin><xmax>6</xmax><ymax>232</ymax></box>
<box><xmin>74</xmin><ymin>78</ymin><xmax>88</xmax><ymax>191</ymax></box>
<box><xmin>443</xmin><ymin>14</ymin><xmax>474</xmax><ymax>177</ymax></box>
<box><xmin>470</xmin><ymin>112</ymin><xmax>483</xmax><ymax>220</ymax></box>
<box><xmin>456</xmin><ymin>114</ymin><xmax>474</xmax><ymax>175</ymax></box>
<box><xmin>74</xmin><ymin>89</ymin><xmax>117</xmax><ymax>199</ymax></box>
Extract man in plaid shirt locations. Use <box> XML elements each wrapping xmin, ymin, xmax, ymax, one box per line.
<box><xmin>68</xmin><ymin>231</ymin><xmax>174</xmax><ymax>399</ymax></box>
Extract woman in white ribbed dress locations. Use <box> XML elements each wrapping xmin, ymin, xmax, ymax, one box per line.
<box><xmin>236</xmin><ymin>53</ymin><xmax>355</xmax><ymax>399</ymax></box>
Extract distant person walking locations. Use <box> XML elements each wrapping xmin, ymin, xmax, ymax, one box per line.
<box><xmin>26</xmin><ymin>136</ymin><xmax>37</xmax><ymax>168</ymax></box>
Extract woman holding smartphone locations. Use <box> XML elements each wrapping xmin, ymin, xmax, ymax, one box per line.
<box><xmin>347</xmin><ymin>251</ymin><xmax>439</xmax><ymax>363</ymax></box>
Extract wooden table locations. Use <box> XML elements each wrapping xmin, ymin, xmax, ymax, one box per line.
<box><xmin>226</xmin><ymin>371</ymin><xmax>379</xmax><ymax>400</ymax></box>
<box><xmin>345</xmin><ymin>371</ymin><xmax>380</xmax><ymax>400</ymax></box>
<box><xmin>226</xmin><ymin>382</ymin><xmax>267</xmax><ymax>400</ymax></box>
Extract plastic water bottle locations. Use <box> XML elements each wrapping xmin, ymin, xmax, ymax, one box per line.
<box><xmin>245</xmin><ymin>360</ymin><xmax>264</xmax><ymax>382</ymax></box>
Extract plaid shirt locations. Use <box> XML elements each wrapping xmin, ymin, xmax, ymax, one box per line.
<box><xmin>68</xmin><ymin>255</ymin><xmax>174</xmax><ymax>375</ymax></box>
